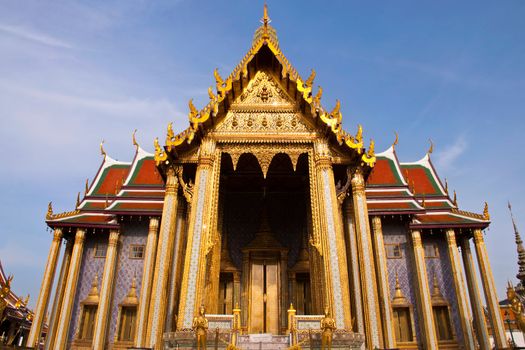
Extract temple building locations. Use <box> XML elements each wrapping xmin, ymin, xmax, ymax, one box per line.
<box><xmin>28</xmin><ymin>6</ymin><xmax>507</xmax><ymax>350</ymax></box>
<box><xmin>0</xmin><ymin>260</ymin><xmax>37</xmax><ymax>347</ymax></box>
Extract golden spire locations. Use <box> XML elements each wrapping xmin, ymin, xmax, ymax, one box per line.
<box><xmin>261</xmin><ymin>2</ymin><xmax>271</xmax><ymax>29</ymax></box>
<box><xmin>444</xmin><ymin>178</ymin><xmax>448</xmax><ymax>194</ymax></box>
<box><xmin>453</xmin><ymin>190</ymin><xmax>458</xmax><ymax>207</ymax></box>
<box><xmin>367</xmin><ymin>139</ymin><xmax>375</xmax><ymax>157</ymax></box>
<box><xmin>509</xmin><ymin>202</ymin><xmax>525</xmax><ymax>284</ymax></box>
<box><xmin>483</xmin><ymin>202</ymin><xmax>490</xmax><ymax>220</ymax></box>
<box><xmin>76</xmin><ymin>192</ymin><xmax>81</xmax><ymax>208</ymax></box>
<box><xmin>355</xmin><ymin>124</ymin><xmax>363</xmax><ymax>144</ymax></box>
<box><xmin>392</xmin><ymin>132</ymin><xmax>399</xmax><ymax>149</ymax></box>
<box><xmin>85</xmin><ymin>178</ymin><xmax>90</xmax><ymax>195</ymax></box>
<box><xmin>392</xmin><ymin>272</ymin><xmax>408</xmax><ymax>305</ymax></box>
<box><xmin>427</xmin><ymin>138</ymin><xmax>434</xmax><ymax>155</ymax></box>
<box><xmin>23</xmin><ymin>294</ymin><xmax>29</xmax><ymax>306</ymax></box>
<box><xmin>132</xmin><ymin>129</ymin><xmax>139</xmax><ymax>150</ymax></box>
<box><xmin>100</xmin><ymin>139</ymin><xmax>106</xmax><ymax>159</ymax></box>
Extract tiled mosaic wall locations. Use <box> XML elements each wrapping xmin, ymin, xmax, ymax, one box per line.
<box><xmin>68</xmin><ymin>233</ymin><xmax>107</xmax><ymax>343</ymax></box>
<box><xmin>423</xmin><ymin>235</ymin><xmax>463</xmax><ymax>344</ymax></box>
<box><xmin>382</xmin><ymin>220</ymin><xmax>421</xmax><ymax>342</ymax></box>
<box><xmin>66</xmin><ymin>222</ymin><xmax>147</xmax><ymax>345</ymax></box>
<box><xmin>108</xmin><ymin>221</ymin><xmax>147</xmax><ymax>342</ymax></box>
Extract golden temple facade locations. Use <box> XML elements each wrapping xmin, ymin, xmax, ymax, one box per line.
<box><xmin>28</xmin><ymin>6</ymin><xmax>507</xmax><ymax>350</ymax></box>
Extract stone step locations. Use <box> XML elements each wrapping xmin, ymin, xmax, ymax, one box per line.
<box><xmin>236</xmin><ymin>334</ymin><xmax>290</xmax><ymax>350</ymax></box>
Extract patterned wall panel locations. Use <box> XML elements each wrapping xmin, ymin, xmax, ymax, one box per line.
<box><xmin>382</xmin><ymin>220</ymin><xmax>421</xmax><ymax>343</ymax></box>
<box><xmin>423</xmin><ymin>235</ymin><xmax>463</xmax><ymax>344</ymax></box>
<box><xmin>108</xmin><ymin>221</ymin><xmax>147</xmax><ymax>342</ymax></box>
<box><xmin>68</xmin><ymin>233</ymin><xmax>107</xmax><ymax>343</ymax></box>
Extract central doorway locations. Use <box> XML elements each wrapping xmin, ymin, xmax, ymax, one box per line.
<box><xmin>249</xmin><ymin>258</ymin><xmax>280</xmax><ymax>333</ymax></box>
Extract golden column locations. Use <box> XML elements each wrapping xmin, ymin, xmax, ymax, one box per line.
<box><xmin>410</xmin><ymin>229</ymin><xmax>438</xmax><ymax>350</ymax></box>
<box><xmin>27</xmin><ymin>228</ymin><xmax>63</xmax><ymax>348</ymax></box>
<box><xmin>147</xmin><ymin>166</ymin><xmax>180</xmax><ymax>349</ymax></box>
<box><xmin>54</xmin><ymin>228</ymin><xmax>86</xmax><ymax>350</ymax></box>
<box><xmin>350</xmin><ymin>167</ymin><xmax>382</xmax><ymax>348</ymax></box>
<box><xmin>313</xmin><ymin>140</ymin><xmax>352</xmax><ymax>330</ymax></box>
<box><xmin>460</xmin><ymin>237</ymin><xmax>490</xmax><ymax>350</ymax></box>
<box><xmin>371</xmin><ymin>216</ymin><xmax>395</xmax><ymax>348</ymax></box>
<box><xmin>45</xmin><ymin>238</ymin><xmax>73</xmax><ymax>350</ymax></box>
<box><xmin>166</xmin><ymin>205</ymin><xmax>188</xmax><ymax>332</ymax></box>
<box><xmin>135</xmin><ymin>217</ymin><xmax>159</xmax><ymax>347</ymax></box>
<box><xmin>177</xmin><ymin>138</ymin><xmax>219</xmax><ymax>329</ymax></box>
<box><xmin>343</xmin><ymin>201</ymin><xmax>365</xmax><ymax>337</ymax></box>
<box><xmin>473</xmin><ymin>229</ymin><xmax>508</xmax><ymax>348</ymax></box>
<box><xmin>92</xmin><ymin>229</ymin><xmax>120</xmax><ymax>350</ymax></box>
<box><xmin>445</xmin><ymin>229</ymin><xmax>475</xmax><ymax>350</ymax></box>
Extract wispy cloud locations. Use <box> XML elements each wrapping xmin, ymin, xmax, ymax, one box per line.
<box><xmin>435</xmin><ymin>135</ymin><xmax>468</xmax><ymax>172</ymax></box>
<box><xmin>0</xmin><ymin>23</ymin><xmax>73</xmax><ymax>49</ymax></box>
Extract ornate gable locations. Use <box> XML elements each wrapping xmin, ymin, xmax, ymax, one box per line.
<box><xmin>214</xmin><ymin>71</ymin><xmax>314</xmax><ymax>137</ymax></box>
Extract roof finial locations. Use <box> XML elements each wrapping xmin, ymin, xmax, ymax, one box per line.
<box><xmin>444</xmin><ymin>178</ymin><xmax>449</xmax><ymax>194</ymax></box>
<box><xmin>100</xmin><ymin>139</ymin><xmax>106</xmax><ymax>159</ymax></box>
<box><xmin>262</xmin><ymin>2</ymin><xmax>271</xmax><ymax>27</ymax></box>
<box><xmin>85</xmin><ymin>178</ymin><xmax>90</xmax><ymax>195</ymax></box>
<box><xmin>132</xmin><ymin>129</ymin><xmax>139</xmax><ymax>150</ymax></box>
<box><xmin>483</xmin><ymin>202</ymin><xmax>490</xmax><ymax>220</ymax></box>
<box><xmin>392</xmin><ymin>132</ymin><xmax>399</xmax><ymax>149</ymax></box>
<box><xmin>46</xmin><ymin>202</ymin><xmax>53</xmax><ymax>220</ymax></box>
<box><xmin>508</xmin><ymin>202</ymin><xmax>525</xmax><ymax>284</ymax></box>
<box><xmin>453</xmin><ymin>190</ymin><xmax>458</xmax><ymax>207</ymax></box>
<box><xmin>76</xmin><ymin>192</ymin><xmax>81</xmax><ymax>208</ymax></box>
<box><xmin>427</xmin><ymin>138</ymin><xmax>434</xmax><ymax>155</ymax></box>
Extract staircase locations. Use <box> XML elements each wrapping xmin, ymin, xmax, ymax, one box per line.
<box><xmin>236</xmin><ymin>334</ymin><xmax>290</xmax><ymax>350</ymax></box>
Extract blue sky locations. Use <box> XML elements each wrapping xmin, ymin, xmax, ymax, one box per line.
<box><xmin>0</xmin><ymin>1</ymin><xmax>524</xmax><ymax>307</ymax></box>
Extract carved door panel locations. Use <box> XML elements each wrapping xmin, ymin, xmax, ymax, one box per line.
<box><xmin>249</xmin><ymin>259</ymin><xmax>280</xmax><ymax>333</ymax></box>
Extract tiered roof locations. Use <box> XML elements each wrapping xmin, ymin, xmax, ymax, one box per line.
<box><xmin>367</xmin><ymin>144</ymin><xmax>489</xmax><ymax>229</ymax></box>
<box><xmin>46</xmin><ymin>143</ymin><xmax>164</xmax><ymax>229</ymax></box>
<box><xmin>0</xmin><ymin>260</ymin><xmax>35</xmax><ymax>329</ymax></box>
<box><xmin>46</xmin><ymin>5</ymin><xmax>489</xmax><ymax>232</ymax></box>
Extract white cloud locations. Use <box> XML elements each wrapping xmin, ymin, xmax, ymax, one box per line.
<box><xmin>0</xmin><ymin>23</ymin><xmax>73</xmax><ymax>49</ymax></box>
<box><xmin>435</xmin><ymin>135</ymin><xmax>468</xmax><ymax>171</ymax></box>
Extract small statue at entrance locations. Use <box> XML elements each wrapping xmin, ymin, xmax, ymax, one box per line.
<box><xmin>320</xmin><ymin>306</ymin><xmax>336</xmax><ymax>350</ymax></box>
<box><xmin>193</xmin><ymin>305</ymin><xmax>208</xmax><ymax>350</ymax></box>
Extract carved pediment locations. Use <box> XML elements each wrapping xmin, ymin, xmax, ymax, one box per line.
<box><xmin>234</xmin><ymin>70</ymin><xmax>292</xmax><ymax>106</ymax></box>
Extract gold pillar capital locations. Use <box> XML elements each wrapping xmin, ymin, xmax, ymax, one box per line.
<box><xmin>473</xmin><ymin>228</ymin><xmax>484</xmax><ymax>244</ymax></box>
<box><xmin>350</xmin><ymin>167</ymin><xmax>365</xmax><ymax>192</ymax></box>
<box><xmin>52</xmin><ymin>228</ymin><xmax>63</xmax><ymax>241</ymax></box>
<box><xmin>74</xmin><ymin>228</ymin><xmax>86</xmax><ymax>244</ymax></box>
<box><xmin>165</xmin><ymin>166</ymin><xmax>180</xmax><ymax>194</ymax></box>
<box><xmin>108</xmin><ymin>229</ymin><xmax>120</xmax><ymax>246</ymax></box>
<box><xmin>411</xmin><ymin>229</ymin><xmax>422</xmax><ymax>247</ymax></box>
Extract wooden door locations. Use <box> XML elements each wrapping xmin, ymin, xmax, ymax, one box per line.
<box><xmin>249</xmin><ymin>259</ymin><xmax>280</xmax><ymax>333</ymax></box>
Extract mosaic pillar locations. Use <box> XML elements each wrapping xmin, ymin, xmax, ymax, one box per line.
<box><xmin>27</xmin><ymin>228</ymin><xmax>63</xmax><ymax>348</ymax></box>
<box><xmin>343</xmin><ymin>200</ymin><xmax>365</xmax><ymax>338</ymax></box>
<box><xmin>351</xmin><ymin>167</ymin><xmax>381</xmax><ymax>348</ymax></box>
<box><xmin>165</xmin><ymin>205</ymin><xmax>187</xmax><ymax>332</ymax></box>
<box><xmin>312</xmin><ymin>141</ymin><xmax>352</xmax><ymax>330</ymax></box>
<box><xmin>135</xmin><ymin>216</ymin><xmax>159</xmax><ymax>347</ymax></box>
<box><xmin>371</xmin><ymin>216</ymin><xmax>395</xmax><ymax>348</ymax></box>
<box><xmin>147</xmin><ymin>166</ymin><xmax>180</xmax><ymax>349</ymax></box>
<box><xmin>92</xmin><ymin>229</ymin><xmax>120</xmax><ymax>350</ymax></box>
<box><xmin>410</xmin><ymin>229</ymin><xmax>438</xmax><ymax>350</ymax></box>
<box><xmin>445</xmin><ymin>230</ymin><xmax>475</xmax><ymax>350</ymax></box>
<box><xmin>45</xmin><ymin>238</ymin><xmax>73</xmax><ymax>350</ymax></box>
<box><xmin>460</xmin><ymin>236</ymin><xmax>490</xmax><ymax>350</ymax></box>
<box><xmin>54</xmin><ymin>228</ymin><xmax>86</xmax><ymax>350</ymax></box>
<box><xmin>177</xmin><ymin>138</ymin><xmax>219</xmax><ymax>329</ymax></box>
<box><xmin>473</xmin><ymin>229</ymin><xmax>508</xmax><ymax>349</ymax></box>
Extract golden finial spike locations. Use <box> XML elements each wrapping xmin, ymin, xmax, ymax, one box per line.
<box><xmin>23</xmin><ymin>294</ymin><xmax>29</xmax><ymax>306</ymax></box>
<box><xmin>428</xmin><ymin>139</ymin><xmax>434</xmax><ymax>155</ymax></box>
<box><xmin>208</xmin><ymin>86</ymin><xmax>216</xmax><ymax>100</ymax></box>
<box><xmin>76</xmin><ymin>192</ymin><xmax>81</xmax><ymax>208</ymax></box>
<box><xmin>166</xmin><ymin>122</ymin><xmax>174</xmax><ymax>141</ymax></box>
<box><xmin>392</xmin><ymin>132</ymin><xmax>399</xmax><ymax>148</ymax></box>
<box><xmin>46</xmin><ymin>202</ymin><xmax>53</xmax><ymax>220</ymax></box>
<box><xmin>483</xmin><ymin>202</ymin><xmax>490</xmax><ymax>220</ymax></box>
<box><xmin>132</xmin><ymin>129</ymin><xmax>139</xmax><ymax>150</ymax></box>
<box><xmin>262</xmin><ymin>2</ymin><xmax>270</xmax><ymax>27</ymax></box>
<box><xmin>188</xmin><ymin>98</ymin><xmax>198</xmax><ymax>118</ymax></box>
<box><xmin>444</xmin><ymin>178</ymin><xmax>449</xmax><ymax>194</ymax></box>
<box><xmin>330</xmin><ymin>99</ymin><xmax>341</xmax><ymax>116</ymax></box>
<box><xmin>367</xmin><ymin>139</ymin><xmax>375</xmax><ymax>157</ymax></box>
<box><xmin>85</xmin><ymin>178</ymin><xmax>90</xmax><ymax>195</ymax></box>
<box><xmin>305</xmin><ymin>69</ymin><xmax>316</xmax><ymax>87</ymax></box>
<box><xmin>214</xmin><ymin>68</ymin><xmax>224</xmax><ymax>87</ymax></box>
<box><xmin>356</xmin><ymin>124</ymin><xmax>363</xmax><ymax>144</ymax></box>
<box><xmin>100</xmin><ymin>139</ymin><xmax>106</xmax><ymax>158</ymax></box>
<box><xmin>453</xmin><ymin>190</ymin><xmax>458</xmax><ymax>207</ymax></box>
